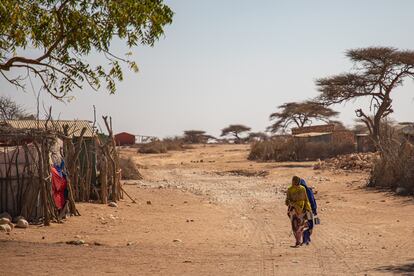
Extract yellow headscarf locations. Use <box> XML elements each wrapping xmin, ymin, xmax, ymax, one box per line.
<box><xmin>285</xmin><ymin>184</ymin><xmax>311</xmax><ymax>214</ymax></box>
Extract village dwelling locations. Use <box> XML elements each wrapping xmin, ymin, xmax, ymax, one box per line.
<box><xmin>395</xmin><ymin>122</ymin><xmax>414</xmax><ymax>143</ymax></box>
<box><xmin>115</xmin><ymin>132</ymin><xmax>136</xmax><ymax>146</ymax></box>
<box><xmin>291</xmin><ymin>124</ymin><xmax>356</xmax><ymax>160</ymax></box>
<box><xmin>0</xmin><ymin>119</ymin><xmax>123</xmax><ymax>225</ymax></box>
<box><xmin>292</xmin><ymin>124</ymin><xmax>355</xmax><ymax>145</ymax></box>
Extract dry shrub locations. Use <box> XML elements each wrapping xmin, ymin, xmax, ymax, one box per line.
<box><xmin>162</xmin><ymin>137</ymin><xmax>186</xmax><ymax>151</ymax></box>
<box><xmin>369</xmin><ymin>140</ymin><xmax>414</xmax><ymax>194</ymax></box>
<box><xmin>248</xmin><ymin>137</ymin><xmax>296</xmax><ymax>161</ymax></box>
<box><xmin>137</xmin><ymin>137</ymin><xmax>189</xmax><ymax>154</ymax></box>
<box><xmin>249</xmin><ymin>137</ymin><xmax>355</xmax><ymax>161</ymax></box>
<box><xmin>216</xmin><ymin>169</ymin><xmax>269</xmax><ymax>177</ymax></box>
<box><xmin>138</xmin><ymin>141</ymin><xmax>167</xmax><ymax>154</ymax></box>
<box><xmin>119</xmin><ymin>157</ymin><xmax>143</xmax><ymax>180</ymax></box>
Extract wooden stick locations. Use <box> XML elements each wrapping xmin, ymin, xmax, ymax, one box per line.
<box><xmin>120</xmin><ymin>186</ymin><xmax>136</xmax><ymax>203</ymax></box>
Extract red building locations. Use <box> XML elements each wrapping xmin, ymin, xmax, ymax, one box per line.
<box><xmin>114</xmin><ymin>132</ymin><xmax>135</xmax><ymax>146</ymax></box>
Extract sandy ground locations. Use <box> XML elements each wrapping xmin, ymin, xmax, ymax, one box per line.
<box><xmin>1</xmin><ymin>144</ymin><xmax>413</xmax><ymax>276</ymax></box>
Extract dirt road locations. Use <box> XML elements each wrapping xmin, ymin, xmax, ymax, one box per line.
<box><xmin>1</xmin><ymin>144</ymin><xmax>413</xmax><ymax>275</ymax></box>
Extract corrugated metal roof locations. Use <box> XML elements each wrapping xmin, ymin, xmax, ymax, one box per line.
<box><xmin>293</xmin><ymin>132</ymin><xmax>332</xmax><ymax>138</ymax></box>
<box><xmin>3</xmin><ymin>120</ymin><xmax>94</xmax><ymax>137</ymax></box>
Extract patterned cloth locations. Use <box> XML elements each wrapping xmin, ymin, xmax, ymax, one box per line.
<box><xmin>285</xmin><ymin>184</ymin><xmax>311</xmax><ymax>214</ymax></box>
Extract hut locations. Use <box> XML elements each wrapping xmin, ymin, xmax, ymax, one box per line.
<box><xmin>395</xmin><ymin>123</ymin><xmax>414</xmax><ymax>143</ymax></box>
<box><xmin>356</xmin><ymin>134</ymin><xmax>375</xmax><ymax>152</ymax></box>
<box><xmin>0</xmin><ymin>118</ymin><xmax>123</xmax><ymax>225</ymax></box>
<box><xmin>0</xmin><ymin>124</ymin><xmax>78</xmax><ymax>224</ymax></box>
<box><xmin>292</xmin><ymin>124</ymin><xmax>355</xmax><ymax>145</ymax></box>
<box><xmin>115</xmin><ymin>132</ymin><xmax>136</xmax><ymax>146</ymax></box>
<box><xmin>292</xmin><ymin>124</ymin><xmax>356</xmax><ymax>160</ymax></box>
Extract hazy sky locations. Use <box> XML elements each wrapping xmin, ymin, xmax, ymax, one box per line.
<box><xmin>1</xmin><ymin>0</ymin><xmax>413</xmax><ymax>138</ymax></box>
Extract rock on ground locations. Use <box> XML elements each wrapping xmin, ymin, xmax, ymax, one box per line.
<box><xmin>0</xmin><ymin>217</ymin><xmax>11</xmax><ymax>225</ymax></box>
<box><xmin>0</xmin><ymin>224</ymin><xmax>12</xmax><ymax>233</ymax></box>
<box><xmin>16</xmin><ymin>218</ymin><xmax>29</xmax><ymax>229</ymax></box>
<box><xmin>0</xmin><ymin>212</ymin><xmax>12</xmax><ymax>221</ymax></box>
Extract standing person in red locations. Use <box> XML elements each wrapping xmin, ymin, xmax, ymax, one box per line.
<box><xmin>285</xmin><ymin>176</ymin><xmax>311</xmax><ymax>247</ymax></box>
<box><xmin>51</xmin><ymin>161</ymin><xmax>67</xmax><ymax>210</ymax></box>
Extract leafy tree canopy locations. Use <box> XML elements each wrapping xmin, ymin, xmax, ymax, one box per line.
<box><xmin>183</xmin><ymin>130</ymin><xmax>208</xmax><ymax>144</ymax></box>
<box><xmin>0</xmin><ymin>0</ymin><xmax>173</xmax><ymax>99</ymax></box>
<box><xmin>268</xmin><ymin>101</ymin><xmax>338</xmax><ymax>133</ymax></box>
<box><xmin>316</xmin><ymin>47</ymin><xmax>414</xmax><ymax>142</ymax></box>
<box><xmin>221</xmin><ymin>124</ymin><xmax>251</xmax><ymax>142</ymax></box>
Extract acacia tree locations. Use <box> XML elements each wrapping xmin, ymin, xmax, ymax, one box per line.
<box><xmin>316</xmin><ymin>47</ymin><xmax>414</xmax><ymax>143</ymax></box>
<box><xmin>0</xmin><ymin>95</ymin><xmax>28</xmax><ymax>120</ymax></box>
<box><xmin>221</xmin><ymin>124</ymin><xmax>251</xmax><ymax>143</ymax></box>
<box><xmin>267</xmin><ymin>101</ymin><xmax>338</xmax><ymax>133</ymax></box>
<box><xmin>0</xmin><ymin>0</ymin><xmax>173</xmax><ymax>99</ymax></box>
<box><xmin>183</xmin><ymin>130</ymin><xmax>207</xmax><ymax>144</ymax></box>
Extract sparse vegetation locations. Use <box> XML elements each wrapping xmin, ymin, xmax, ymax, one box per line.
<box><xmin>137</xmin><ymin>137</ymin><xmax>189</xmax><ymax>154</ymax></box>
<box><xmin>138</xmin><ymin>141</ymin><xmax>168</xmax><ymax>154</ymax></box>
<box><xmin>182</xmin><ymin>130</ymin><xmax>214</xmax><ymax>144</ymax></box>
<box><xmin>268</xmin><ymin>101</ymin><xmax>338</xmax><ymax>133</ymax></box>
<box><xmin>0</xmin><ymin>96</ymin><xmax>32</xmax><ymax>120</ymax></box>
<box><xmin>369</xmin><ymin>140</ymin><xmax>414</xmax><ymax>195</ymax></box>
<box><xmin>316</xmin><ymin>47</ymin><xmax>414</xmax><ymax>143</ymax></box>
<box><xmin>119</xmin><ymin>157</ymin><xmax>143</xmax><ymax>180</ymax></box>
<box><xmin>249</xmin><ymin>136</ymin><xmax>355</xmax><ymax>162</ymax></box>
<box><xmin>221</xmin><ymin>124</ymin><xmax>251</xmax><ymax>144</ymax></box>
<box><xmin>248</xmin><ymin>137</ymin><xmax>296</xmax><ymax>161</ymax></box>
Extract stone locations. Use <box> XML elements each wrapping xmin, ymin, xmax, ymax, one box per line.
<box><xmin>16</xmin><ymin>218</ymin><xmax>29</xmax><ymax>229</ymax></box>
<box><xmin>0</xmin><ymin>217</ymin><xmax>11</xmax><ymax>225</ymax></box>
<box><xmin>0</xmin><ymin>212</ymin><xmax>12</xmax><ymax>221</ymax></box>
<box><xmin>0</xmin><ymin>224</ymin><xmax>12</xmax><ymax>233</ymax></box>
<box><xmin>108</xmin><ymin>202</ymin><xmax>118</xmax><ymax>208</ymax></box>
<box><xmin>66</xmin><ymin>239</ymin><xmax>85</xmax><ymax>245</ymax></box>
<box><xmin>173</xmin><ymin>239</ymin><xmax>182</xmax><ymax>243</ymax></box>
<box><xmin>396</xmin><ymin>187</ymin><xmax>408</xmax><ymax>195</ymax></box>
<box><xmin>13</xmin><ymin>216</ymin><xmax>25</xmax><ymax>223</ymax></box>
<box><xmin>146</xmin><ymin>200</ymin><xmax>152</xmax><ymax>205</ymax></box>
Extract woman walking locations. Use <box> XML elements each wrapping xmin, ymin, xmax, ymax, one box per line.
<box><xmin>285</xmin><ymin>176</ymin><xmax>311</xmax><ymax>247</ymax></box>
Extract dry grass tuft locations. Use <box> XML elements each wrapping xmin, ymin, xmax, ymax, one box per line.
<box><xmin>137</xmin><ymin>137</ymin><xmax>191</xmax><ymax>154</ymax></box>
<box><xmin>216</xmin><ymin>169</ymin><xmax>269</xmax><ymax>177</ymax></box>
<box><xmin>137</xmin><ymin>141</ymin><xmax>168</xmax><ymax>154</ymax></box>
<box><xmin>119</xmin><ymin>157</ymin><xmax>143</xmax><ymax>180</ymax></box>
<box><xmin>248</xmin><ymin>137</ymin><xmax>296</xmax><ymax>161</ymax></box>
<box><xmin>369</xmin><ymin>140</ymin><xmax>414</xmax><ymax>195</ymax></box>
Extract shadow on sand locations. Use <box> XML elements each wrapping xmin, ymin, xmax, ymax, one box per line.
<box><xmin>376</xmin><ymin>261</ymin><xmax>414</xmax><ymax>275</ymax></box>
